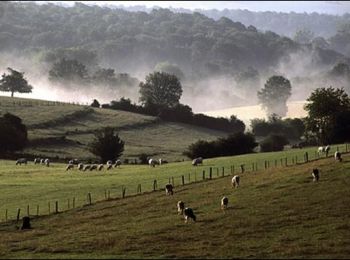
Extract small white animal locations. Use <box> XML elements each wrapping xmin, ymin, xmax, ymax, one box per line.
<box><xmin>231</xmin><ymin>175</ymin><xmax>240</xmax><ymax>188</ymax></box>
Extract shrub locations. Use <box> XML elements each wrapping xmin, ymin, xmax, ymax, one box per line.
<box><xmin>260</xmin><ymin>134</ymin><xmax>289</xmax><ymax>152</ymax></box>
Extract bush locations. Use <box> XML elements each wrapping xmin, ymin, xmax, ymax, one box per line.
<box><xmin>183</xmin><ymin>132</ymin><xmax>258</xmax><ymax>159</ymax></box>
<box><xmin>0</xmin><ymin>113</ymin><xmax>28</xmax><ymax>155</ymax></box>
<box><xmin>260</xmin><ymin>134</ymin><xmax>289</xmax><ymax>152</ymax></box>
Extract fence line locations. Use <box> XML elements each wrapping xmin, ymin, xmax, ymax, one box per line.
<box><xmin>2</xmin><ymin>144</ymin><xmax>349</xmax><ymax>224</ymax></box>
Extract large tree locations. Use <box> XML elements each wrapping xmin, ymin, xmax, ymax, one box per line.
<box><xmin>139</xmin><ymin>71</ymin><xmax>183</xmax><ymax>109</ymax></box>
<box><xmin>48</xmin><ymin>58</ymin><xmax>88</xmax><ymax>83</ymax></box>
<box><xmin>257</xmin><ymin>75</ymin><xmax>292</xmax><ymax>117</ymax></box>
<box><xmin>0</xmin><ymin>113</ymin><xmax>28</xmax><ymax>154</ymax></box>
<box><xmin>0</xmin><ymin>68</ymin><xmax>33</xmax><ymax>97</ymax></box>
<box><xmin>89</xmin><ymin>127</ymin><xmax>125</xmax><ymax>163</ymax></box>
<box><xmin>304</xmin><ymin>87</ymin><xmax>350</xmax><ymax>144</ymax></box>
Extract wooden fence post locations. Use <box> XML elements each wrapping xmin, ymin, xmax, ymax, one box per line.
<box><xmin>264</xmin><ymin>161</ymin><xmax>267</xmax><ymax>169</ymax></box>
<box><xmin>73</xmin><ymin>197</ymin><xmax>76</xmax><ymax>208</ymax></box>
<box><xmin>27</xmin><ymin>205</ymin><xmax>30</xmax><ymax>216</ymax></box>
<box><xmin>55</xmin><ymin>201</ymin><xmax>59</xmax><ymax>213</ymax></box>
<box><xmin>252</xmin><ymin>163</ymin><xmax>255</xmax><ymax>171</ymax></box>
<box><xmin>209</xmin><ymin>167</ymin><xmax>212</xmax><ymax>178</ymax></box>
<box><xmin>182</xmin><ymin>175</ymin><xmax>185</xmax><ymax>185</ymax></box>
<box><xmin>195</xmin><ymin>172</ymin><xmax>197</xmax><ymax>182</ymax></box>
<box><xmin>137</xmin><ymin>184</ymin><xmax>141</xmax><ymax>194</ymax></box>
<box><xmin>153</xmin><ymin>180</ymin><xmax>157</xmax><ymax>191</ymax></box>
<box><xmin>122</xmin><ymin>187</ymin><xmax>126</xmax><ymax>198</ymax></box>
<box><xmin>202</xmin><ymin>170</ymin><xmax>205</xmax><ymax>180</ymax></box>
<box><xmin>222</xmin><ymin>167</ymin><xmax>224</xmax><ymax>177</ymax></box>
<box><xmin>5</xmin><ymin>209</ymin><xmax>8</xmax><ymax>222</ymax></box>
<box><xmin>188</xmin><ymin>173</ymin><xmax>190</xmax><ymax>183</ymax></box>
<box><xmin>88</xmin><ymin>193</ymin><xmax>92</xmax><ymax>205</ymax></box>
<box><xmin>305</xmin><ymin>152</ymin><xmax>309</xmax><ymax>163</ymax></box>
<box><xmin>240</xmin><ymin>164</ymin><xmax>245</xmax><ymax>173</ymax></box>
<box><xmin>107</xmin><ymin>191</ymin><xmax>110</xmax><ymax>200</ymax></box>
<box><xmin>16</xmin><ymin>208</ymin><xmax>21</xmax><ymax>223</ymax></box>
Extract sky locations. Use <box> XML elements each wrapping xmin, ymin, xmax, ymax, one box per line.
<box><xmin>34</xmin><ymin>1</ymin><xmax>350</xmax><ymax>15</ymax></box>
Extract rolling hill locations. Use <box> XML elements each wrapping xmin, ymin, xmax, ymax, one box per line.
<box><xmin>0</xmin><ymin>96</ymin><xmax>228</xmax><ymax>161</ymax></box>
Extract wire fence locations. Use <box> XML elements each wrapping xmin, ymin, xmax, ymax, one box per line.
<box><xmin>1</xmin><ymin>143</ymin><xmax>349</xmax><ymax>224</ymax></box>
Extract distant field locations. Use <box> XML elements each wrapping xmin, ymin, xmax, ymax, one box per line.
<box><xmin>0</xmin><ymin>148</ymin><xmax>349</xmax><ymax>258</ymax></box>
<box><xmin>0</xmin><ymin>143</ymin><xmax>348</xmax><ymax>223</ymax></box>
<box><xmin>0</xmin><ymin>96</ymin><xmax>227</xmax><ymax>161</ymax></box>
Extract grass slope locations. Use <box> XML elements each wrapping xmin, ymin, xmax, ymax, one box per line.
<box><xmin>0</xmin><ymin>96</ymin><xmax>227</xmax><ymax>161</ymax></box>
<box><xmin>0</xmin><ymin>154</ymin><xmax>349</xmax><ymax>258</ymax></box>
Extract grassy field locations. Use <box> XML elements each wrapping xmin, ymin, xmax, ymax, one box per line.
<box><xmin>0</xmin><ymin>96</ymin><xmax>227</xmax><ymax>161</ymax></box>
<box><xmin>0</xmin><ymin>144</ymin><xmax>348</xmax><ymax>224</ymax></box>
<box><xmin>0</xmin><ymin>150</ymin><xmax>349</xmax><ymax>258</ymax></box>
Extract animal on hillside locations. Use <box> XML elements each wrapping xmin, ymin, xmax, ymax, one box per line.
<box><xmin>192</xmin><ymin>157</ymin><xmax>203</xmax><ymax>166</ymax></box>
<box><xmin>231</xmin><ymin>175</ymin><xmax>240</xmax><ymax>188</ymax></box>
<box><xmin>312</xmin><ymin>168</ymin><xmax>320</xmax><ymax>182</ymax></box>
<box><xmin>40</xmin><ymin>158</ymin><xmax>45</xmax><ymax>165</ymax></box>
<box><xmin>106</xmin><ymin>164</ymin><xmax>113</xmax><ymax>170</ymax></box>
<box><xmin>77</xmin><ymin>163</ymin><xmax>84</xmax><ymax>171</ymax></box>
<box><xmin>183</xmin><ymin>208</ymin><xmax>196</xmax><ymax>223</ymax></box>
<box><xmin>149</xmin><ymin>158</ymin><xmax>158</xmax><ymax>167</ymax></box>
<box><xmin>165</xmin><ymin>183</ymin><xmax>174</xmax><ymax>195</ymax></box>
<box><xmin>16</xmin><ymin>158</ymin><xmax>27</xmax><ymax>165</ymax></box>
<box><xmin>69</xmin><ymin>159</ymin><xmax>79</xmax><ymax>165</ymax></box>
<box><xmin>90</xmin><ymin>164</ymin><xmax>98</xmax><ymax>171</ymax></box>
<box><xmin>159</xmin><ymin>158</ymin><xmax>162</xmax><ymax>165</ymax></box>
<box><xmin>34</xmin><ymin>158</ymin><xmax>41</xmax><ymax>164</ymax></box>
<box><xmin>177</xmin><ymin>201</ymin><xmax>185</xmax><ymax>215</ymax></box>
<box><xmin>66</xmin><ymin>164</ymin><xmax>74</xmax><ymax>171</ymax></box>
<box><xmin>44</xmin><ymin>158</ymin><xmax>50</xmax><ymax>167</ymax></box>
<box><xmin>97</xmin><ymin>164</ymin><xmax>104</xmax><ymax>171</ymax></box>
<box><xmin>318</xmin><ymin>145</ymin><xmax>331</xmax><ymax>156</ymax></box>
<box><xmin>335</xmin><ymin>151</ymin><xmax>342</xmax><ymax>162</ymax></box>
<box><xmin>83</xmin><ymin>164</ymin><xmax>91</xmax><ymax>171</ymax></box>
<box><xmin>221</xmin><ymin>197</ymin><xmax>229</xmax><ymax>210</ymax></box>
<box><xmin>114</xmin><ymin>159</ymin><xmax>122</xmax><ymax>168</ymax></box>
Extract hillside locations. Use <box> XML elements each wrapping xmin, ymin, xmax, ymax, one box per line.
<box><xmin>0</xmin><ymin>96</ymin><xmax>228</xmax><ymax>161</ymax></box>
<box><xmin>0</xmin><ymin>153</ymin><xmax>349</xmax><ymax>258</ymax></box>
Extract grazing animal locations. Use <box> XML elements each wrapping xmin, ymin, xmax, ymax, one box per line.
<box><xmin>312</xmin><ymin>168</ymin><xmax>320</xmax><ymax>182</ymax></box>
<box><xmin>16</xmin><ymin>158</ymin><xmax>27</xmax><ymax>165</ymax></box>
<box><xmin>114</xmin><ymin>159</ymin><xmax>122</xmax><ymax>168</ymax></box>
<box><xmin>44</xmin><ymin>158</ymin><xmax>50</xmax><ymax>167</ymax></box>
<box><xmin>335</xmin><ymin>151</ymin><xmax>342</xmax><ymax>162</ymax></box>
<box><xmin>106</xmin><ymin>160</ymin><xmax>113</xmax><ymax>165</ymax></box>
<box><xmin>183</xmin><ymin>208</ymin><xmax>196</xmax><ymax>223</ymax></box>
<box><xmin>69</xmin><ymin>159</ymin><xmax>79</xmax><ymax>165</ymax></box>
<box><xmin>97</xmin><ymin>164</ymin><xmax>104</xmax><ymax>171</ymax></box>
<box><xmin>221</xmin><ymin>197</ymin><xmax>229</xmax><ymax>210</ymax></box>
<box><xmin>231</xmin><ymin>175</ymin><xmax>240</xmax><ymax>188</ymax></box>
<box><xmin>149</xmin><ymin>158</ymin><xmax>158</xmax><ymax>167</ymax></box>
<box><xmin>83</xmin><ymin>164</ymin><xmax>91</xmax><ymax>171</ymax></box>
<box><xmin>90</xmin><ymin>164</ymin><xmax>98</xmax><ymax>171</ymax></box>
<box><xmin>177</xmin><ymin>201</ymin><xmax>185</xmax><ymax>215</ymax></box>
<box><xmin>34</xmin><ymin>158</ymin><xmax>41</xmax><ymax>164</ymax></box>
<box><xmin>165</xmin><ymin>183</ymin><xmax>174</xmax><ymax>195</ymax></box>
<box><xmin>106</xmin><ymin>164</ymin><xmax>113</xmax><ymax>170</ymax></box>
<box><xmin>40</xmin><ymin>158</ymin><xmax>45</xmax><ymax>165</ymax></box>
<box><xmin>192</xmin><ymin>157</ymin><xmax>203</xmax><ymax>166</ymax></box>
<box><xmin>77</xmin><ymin>163</ymin><xmax>84</xmax><ymax>171</ymax></box>
<box><xmin>66</xmin><ymin>164</ymin><xmax>74</xmax><ymax>171</ymax></box>
<box><xmin>159</xmin><ymin>158</ymin><xmax>162</xmax><ymax>165</ymax></box>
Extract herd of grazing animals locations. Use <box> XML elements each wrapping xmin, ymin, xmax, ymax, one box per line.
<box><xmin>14</xmin><ymin>145</ymin><xmax>345</xmax><ymax>223</ymax></box>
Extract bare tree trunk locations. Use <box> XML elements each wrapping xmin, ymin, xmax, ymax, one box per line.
<box><xmin>11</xmin><ymin>91</ymin><xmax>14</xmax><ymax>97</ymax></box>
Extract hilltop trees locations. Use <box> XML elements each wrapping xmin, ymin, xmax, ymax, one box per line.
<box><xmin>257</xmin><ymin>76</ymin><xmax>292</xmax><ymax>117</ymax></box>
<box><xmin>304</xmin><ymin>87</ymin><xmax>350</xmax><ymax>144</ymax></box>
<box><xmin>89</xmin><ymin>127</ymin><xmax>125</xmax><ymax>163</ymax></box>
<box><xmin>0</xmin><ymin>68</ymin><xmax>33</xmax><ymax>97</ymax></box>
<box><xmin>139</xmin><ymin>71</ymin><xmax>183</xmax><ymax>110</ymax></box>
<box><xmin>0</xmin><ymin>113</ymin><xmax>28</xmax><ymax>155</ymax></box>
<box><xmin>49</xmin><ymin>58</ymin><xmax>88</xmax><ymax>84</ymax></box>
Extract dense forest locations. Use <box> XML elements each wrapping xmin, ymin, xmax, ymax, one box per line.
<box><xmin>0</xmin><ymin>2</ymin><xmax>349</xmax><ymax>111</ymax></box>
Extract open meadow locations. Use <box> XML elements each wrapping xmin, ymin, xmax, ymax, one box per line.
<box><xmin>0</xmin><ymin>149</ymin><xmax>349</xmax><ymax>258</ymax></box>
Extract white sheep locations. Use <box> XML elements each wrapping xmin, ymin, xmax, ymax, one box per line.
<box><xmin>77</xmin><ymin>163</ymin><xmax>84</xmax><ymax>171</ymax></box>
<box><xmin>312</xmin><ymin>168</ymin><xmax>320</xmax><ymax>182</ymax></box>
<box><xmin>40</xmin><ymin>158</ymin><xmax>45</xmax><ymax>165</ymax></box>
<box><xmin>192</xmin><ymin>157</ymin><xmax>203</xmax><ymax>166</ymax></box>
<box><xmin>66</xmin><ymin>164</ymin><xmax>74</xmax><ymax>171</ymax></box>
<box><xmin>334</xmin><ymin>151</ymin><xmax>342</xmax><ymax>162</ymax></box>
<box><xmin>159</xmin><ymin>158</ymin><xmax>162</xmax><ymax>165</ymax></box>
<box><xmin>177</xmin><ymin>201</ymin><xmax>185</xmax><ymax>215</ymax></box>
<box><xmin>97</xmin><ymin>164</ymin><xmax>104</xmax><ymax>171</ymax></box>
<box><xmin>231</xmin><ymin>175</ymin><xmax>240</xmax><ymax>188</ymax></box>
<box><xmin>165</xmin><ymin>183</ymin><xmax>174</xmax><ymax>195</ymax></box>
<box><xmin>221</xmin><ymin>197</ymin><xmax>229</xmax><ymax>210</ymax></box>
<box><xmin>83</xmin><ymin>164</ymin><xmax>91</xmax><ymax>171</ymax></box>
<box><xmin>106</xmin><ymin>164</ymin><xmax>113</xmax><ymax>170</ymax></box>
<box><xmin>183</xmin><ymin>208</ymin><xmax>196</xmax><ymax>223</ymax></box>
<box><xmin>44</xmin><ymin>158</ymin><xmax>50</xmax><ymax>167</ymax></box>
<box><xmin>16</xmin><ymin>158</ymin><xmax>27</xmax><ymax>165</ymax></box>
<box><xmin>34</xmin><ymin>158</ymin><xmax>41</xmax><ymax>164</ymax></box>
<box><xmin>149</xmin><ymin>158</ymin><xmax>158</xmax><ymax>167</ymax></box>
<box><xmin>114</xmin><ymin>159</ymin><xmax>122</xmax><ymax>168</ymax></box>
<box><xmin>90</xmin><ymin>164</ymin><xmax>98</xmax><ymax>171</ymax></box>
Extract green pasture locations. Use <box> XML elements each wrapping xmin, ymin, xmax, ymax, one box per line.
<box><xmin>0</xmin><ymin>143</ymin><xmax>348</xmax><ymax>223</ymax></box>
<box><xmin>0</xmin><ymin>148</ymin><xmax>349</xmax><ymax>258</ymax></box>
<box><xmin>0</xmin><ymin>96</ymin><xmax>227</xmax><ymax>161</ymax></box>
